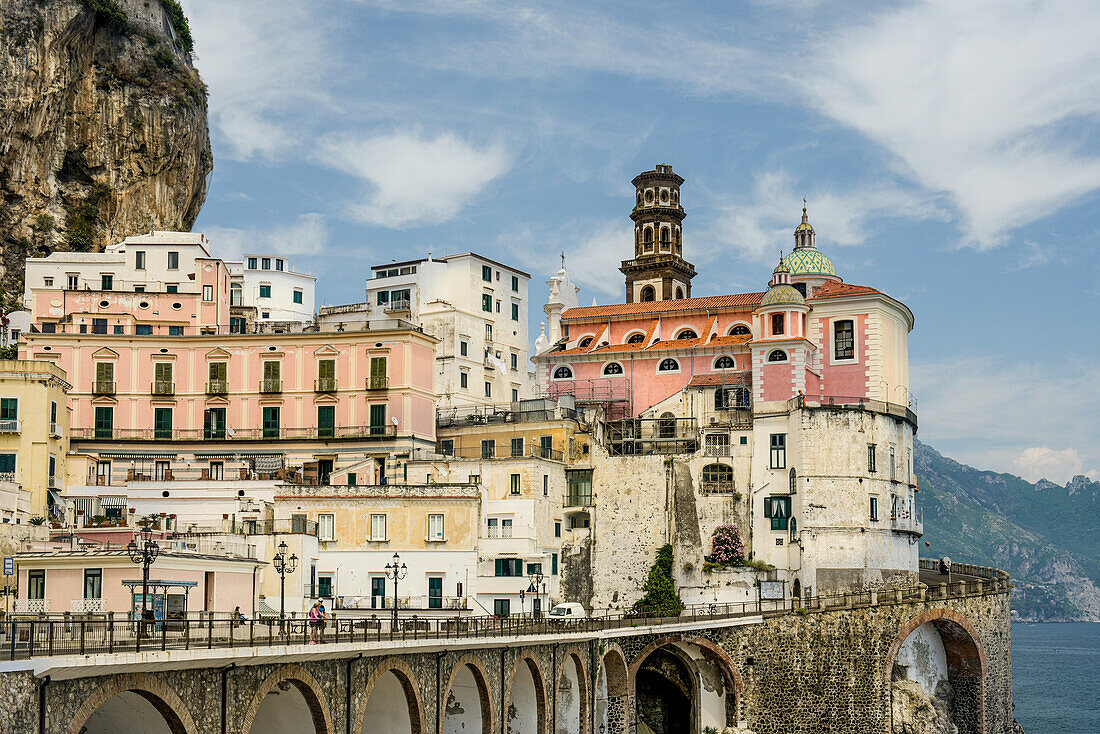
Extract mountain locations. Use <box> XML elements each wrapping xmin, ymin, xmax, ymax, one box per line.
<box><xmin>916</xmin><ymin>440</ymin><xmax>1100</xmax><ymax>622</ymax></box>
<box><xmin>0</xmin><ymin>0</ymin><xmax>212</xmax><ymax>313</ymax></box>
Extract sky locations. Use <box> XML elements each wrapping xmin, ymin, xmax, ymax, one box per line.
<box><xmin>181</xmin><ymin>0</ymin><xmax>1100</xmax><ymax>485</ymax></box>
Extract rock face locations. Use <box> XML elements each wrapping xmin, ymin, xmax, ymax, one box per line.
<box><xmin>0</xmin><ymin>0</ymin><xmax>211</xmax><ymax>311</ymax></box>
<box><xmin>890</xmin><ymin>678</ymin><xmax>958</xmax><ymax>734</ymax></box>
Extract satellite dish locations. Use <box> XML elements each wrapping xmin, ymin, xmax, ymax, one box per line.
<box><xmin>391</xmin><ymin>416</ymin><xmax>399</xmax><ymax>426</ymax></box>
<box><xmin>227</xmin><ymin>427</ymin><xmax>235</xmax><ymax>437</ymax></box>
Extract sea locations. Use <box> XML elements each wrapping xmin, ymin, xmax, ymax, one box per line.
<box><xmin>1012</xmin><ymin>622</ymin><xmax>1100</xmax><ymax>733</ymax></box>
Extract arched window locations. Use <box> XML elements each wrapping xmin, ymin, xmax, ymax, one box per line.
<box><xmin>640</xmin><ymin>286</ymin><xmax>656</xmax><ymax>302</ymax></box>
<box><xmin>578</xmin><ymin>336</ymin><xmax>593</xmax><ymax>348</ymax></box>
<box><xmin>714</xmin><ymin>355</ymin><xmax>735</xmax><ymax>370</ymax></box>
<box><xmin>626</xmin><ymin>332</ymin><xmax>646</xmax><ymax>344</ymax></box>
<box><xmin>675</xmin><ymin>287</ymin><xmax>684</xmax><ymax>299</ymax></box>
<box><xmin>789</xmin><ymin>516</ymin><xmax>798</xmax><ymax>542</ymax></box>
<box><xmin>603</xmin><ymin>362</ymin><xmax>623</xmax><ymax>376</ymax></box>
<box><xmin>658</xmin><ymin>358</ymin><xmax>679</xmax><ymax>372</ymax></box>
<box><xmin>553</xmin><ymin>365</ymin><xmax>573</xmax><ymax>379</ymax></box>
<box><xmin>643</xmin><ymin>228</ymin><xmax>653</xmax><ymax>244</ymax></box>
<box><xmin>658</xmin><ymin>412</ymin><xmax>677</xmax><ymax>438</ymax></box>
<box><xmin>702</xmin><ymin>463</ymin><xmax>734</xmax><ymax>492</ymax></box>
<box><xmin>789</xmin><ymin>467</ymin><xmax>797</xmax><ymax>495</ymax></box>
<box><xmin>767</xmin><ymin>350</ymin><xmax>788</xmax><ymax>363</ymax></box>
<box><xmin>660</xmin><ymin>228</ymin><xmax>671</xmax><ymax>245</ymax></box>
<box><xmin>729</xmin><ymin>324</ymin><xmax>751</xmax><ymax>336</ymax></box>
<box><xmin>675</xmin><ymin>329</ymin><xmax>697</xmax><ymax>340</ymax></box>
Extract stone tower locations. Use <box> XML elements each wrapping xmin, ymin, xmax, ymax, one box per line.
<box><xmin>620</xmin><ymin>164</ymin><xmax>696</xmax><ymax>303</ymax></box>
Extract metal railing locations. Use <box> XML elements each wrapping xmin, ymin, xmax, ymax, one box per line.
<box><xmin>259</xmin><ymin>379</ymin><xmax>282</xmax><ymax>393</ymax></box>
<box><xmin>49</xmin><ymin>422</ymin><xmax>61</xmax><ymax>437</ymax></box>
<box><xmin>0</xmin><ymin>564</ymin><xmax>1011</xmax><ymax>661</ymax></box>
<box><xmin>314</xmin><ymin>378</ymin><xmax>338</xmax><ymax>392</ymax></box>
<box><xmin>603</xmin><ymin>416</ymin><xmax>699</xmax><ymax>455</ymax></box>
<box><xmin>366</xmin><ymin>376</ymin><xmax>389</xmax><ymax>390</ymax></box>
<box><xmin>0</xmin><ymin>472</ymin><xmax>20</xmax><ymax>485</ymax></box>
<box><xmin>0</xmin><ymin>419</ymin><xmax>20</xmax><ymax>433</ymax></box>
<box><xmin>791</xmin><ymin>394</ymin><xmax>918</xmax><ymax>429</ymax></box>
<box><xmin>564</xmin><ymin>491</ymin><xmax>593</xmax><ymax>507</ymax></box>
<box><xmin>440</xmin><ymin>443</ymin><xmax>566</xmax><ymax>462</ymax></box>
<box><xmin>151</xmin><ymin>381</ymin><xmax>175</xmax><ymax>396</ymax></box>
<box><xmin>92</xmin><ymin>380</ymin><xmax>115</xmax><ymax>396</ymax></box>
<box><xmin>206</xmin><ymin>380</ymin><xmax>228</xmax><ymax>394</ymax></box>
<box><xmin>384</xmin><ymin>300</ymin><xmax>411</xmax><ymax>313</ymax></box>
<box><xmin>70</xmin><ymin>424</ymin><xmax>398</xmax><ymax>442</ymax></box>
<box><xmin>546</xmin><ymin>377</ymin><xmax>631</xmax><ymax>404</ymax></box>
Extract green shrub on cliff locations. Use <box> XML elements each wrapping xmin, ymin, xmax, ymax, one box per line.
<box><xmin>160</xmin><ymin>1</ymin><xmax>194</xmax><ymax>53</ymax></box>
<box><xmin>633</xmin><ymin>544</ymin><xmax>684</xmax><ymax>617</ymax></box>
<box><xmin>79</xmin><ymin>0</ymin><xmax>127</xmax><ymax>31</ymax></box>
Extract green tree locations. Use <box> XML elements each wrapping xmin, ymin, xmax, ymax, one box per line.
<box><xmin>633</xmin><ymin>544</ymin><xmax>684</xmax><ymax>617</ymax></box>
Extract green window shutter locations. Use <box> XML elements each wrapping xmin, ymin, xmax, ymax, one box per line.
<box><xmin>319</xmin><ymin>360</ymin><xmax>335</xmax><ymax>380</ymax></box>
<box><xmin>263</xmin><ymin>361</ymin><xmax>280</xmax><ymax>380</ymax></box>
<box><xmin>495</xmin><ymin>559</ymin><xmax>503</xmax><ymax>577</ymax></box>
<box><xmin>369</xmin><ymin>404</ymin><xmax>386</xmax><ymax>427</ymax></box>
<box><xmin>318</xmin><ymin>405</ymin><xmax>335</xmax><ymax>437</ymax></box>
<box><xmin>0</xmin><ymin>454</ymin><xmax>15</xmax><ymax>473</ymax></box>
<box><xmin>154</xmin><ymin>408</ymin><xmax>172</xmax><ymax>438</ymax></box>
<box><xmin>0</xmin><ymin>398</ymin><xmax>16</xmax><ymax>421</ymax></box>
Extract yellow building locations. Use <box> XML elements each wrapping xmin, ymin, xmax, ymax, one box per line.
<box><xmin>0</xmin><ymin>360</ymin><xmax>70</xmax><ymax>521</ymax></box>
<box><xmin>434</xmin><ymin>399</ymin><xmax>592</xmax><ymax>464</ymax></box>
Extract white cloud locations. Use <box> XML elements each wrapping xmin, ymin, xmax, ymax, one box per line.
<box><xmin>315</xmin><ymin>131</ymin><xmax>511</xmax><ymax>228</ymax></box>
<box><xmin>804</xmin><ymin>0</ymin><xmax>1100</xmax><ymax>248</ymax></box>
<box><xmin>912</xmin><ymin>356</ymin><xmax>1100</xmax><ymax>482</ymax></box>
<box><xmin>1013</xmin><ymin>447</ymin><xmax>1098</xmax><ymax>485</ymax></box>
<box><xmin>205</xmin><ymin>214</ymin><xmax>329</xmax><ymax>262</ymax></box>
<box><xmin>183</xmin><ymin>0</ymin><xmax>333</xmax><ymax>160</ymax></box>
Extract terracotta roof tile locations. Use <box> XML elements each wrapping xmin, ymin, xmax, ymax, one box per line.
<box><xmin>809</xmin><ymin>282</ymin><xmax>880</xmax><ymax>299</ymax></box>
<box><xmin>687</xmin><ymin>372</ymin><xmax>752</xmax><ymax>387</ymax></box>
<box><xmin>562</xmin><ymin>293</ymin><xmax>766</xmax><ymax>320</ymax></box>
<box><xmin>707</xmin><ymin>334</ymin><xmax>753</xmax><ymax>347</ymax></box>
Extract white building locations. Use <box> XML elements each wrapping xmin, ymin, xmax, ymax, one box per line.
<box><xmin>321</xmin><ymin>254</ymin><xmax>533</xmax><ymax>408</ymax></box>
<box><xmin>227</xmin><ymin>254</ymin><xmax>316</xmax><ymax>329</ymax></box>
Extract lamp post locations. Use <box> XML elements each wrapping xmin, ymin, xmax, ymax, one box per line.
<box><xmin>126</xmin><ymin>526</ymin><xmax>159</xmax><ymax>636</ymax></box>
<box><xmin>384</xmin><ymin>552</ymin><xmax>407</xmax><ymax>631</ymax></box>
<box><xmin>527</xmin><ymin>567</ymin><xmax>545</xmax><ymax>619</ymax></box>
<box><xmin>272</xmin><ymin>540</ymin><xmax>298</xmax><ymax>633</ymax></box>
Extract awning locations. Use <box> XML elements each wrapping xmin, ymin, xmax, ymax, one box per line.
<box><xmin>254</xmin><ymin>455</ymin><xmax>284</xmax><ymax>472</ymax></box>
<box><xmin>72</xmin><ymin>497</ymin><xmax>96</xmax><ymax>515</ymax></box>
<box><xmin>47</xmin><ymin>489</ymin><xmax>62</xmax><ymax>506</ymax></box>
<box><xmin>193</xmin><ymin>451</ymin><xmax>283</xmax><ymax>459</ymax></box>
<box><xmin>257</xmin><ymin>598</ymin><xmax>280</xmax><ymax>618</ymax></box>
<box><xmin>95</xmin><ymin>452</ymin><xmax>177</xmax><ymax>459</ymax></box>
<box><xmin>98</xmin><ymin>496</ymin><xmax>128</xmax><ymax>508</ymax></box>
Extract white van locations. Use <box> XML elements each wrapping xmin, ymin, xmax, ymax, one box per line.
<box><xmin>548</xmin><ymin>603</ymin><xmax>587</xmax><ymax>622</ymax></box>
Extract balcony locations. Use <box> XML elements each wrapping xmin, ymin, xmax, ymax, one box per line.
<box><xmin>314</xmin><ymin>378</ymin><xmax>338</xmax><ymax>393</ymax></box>
<box><xmin>564</xmin><ymin>491</ymin><xmax>593</xmax><ymax>508</ymax></box>
<box><xmin>151</xmin><ymin>380</ymin><xmax>175</xmax><ymax>396</ymax></box>
<box><xmin>366</xmin><ymin>376</ymin><xmax>389</xmax><ymax>390</ymax></box>
<box><xmin>259</xmin><ymin>379</ymin><xmax>282</xmax><ymax>393</ymax></box>
<box><xmin>70</xmin><ymin>598</ymin><xmax>106</xmax><ymax>614</ymax></box>
<box><xmin>891</xmin><ymin>509</ymin><xmax>924</xmax><ymax>536</ymax></box>
<box><xmin>206</xmin><ymin>379</ymin><xmax>228</xmax><ymax>395</ymax></box>
<box><xmin>384</xmin><ymin>299</ymin><xmax>411</xmax><ymax>313</ymax></box>
<box><xmin>49</xmin><ymin>422</ymin><xmax>61</xmax><ymax>437</ymax></box>
<box><xmin>70</xmin><ymin>424</ymin><xmax>399</xmax><ymax>442</ymax></box>
<box><xmin>47</xmin><ymin>476</ymin><xmax>61</xmax><ymax>490</ymax></box>
<box><xmin>603</xmin><ymin>416</ymin><xmax>699</xmax><ymax>455</ymax></box>
<box><xmin>92</xmin><ymin>380</ymin><xmax>115</xmax><ymax>396</ymax></box>
<box><xmin>0</xmin><ymin>472</ymin><xmax>18</xmax><ymax>485</ymax></box>
<box><xmin>0</xmin><ymin>419</ymin><xmax>20</xmax><ymax>433</ymax></box>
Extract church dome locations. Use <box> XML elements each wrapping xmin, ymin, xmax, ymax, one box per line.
<box><xmin>783</xmin><ymin>248</ymin><xmax>836</xmax><ymax>278</ymax></box>
<box><xmin>760</xmin><ymin>284</ymin><xmax>805</xmax><ymax>307</ymax></box>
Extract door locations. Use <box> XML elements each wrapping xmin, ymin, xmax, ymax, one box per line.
<box><xmin>428</xmin><ymin>577</ymin><xmax>443</xmax><ymax>609</ymax></box>
<box><xmin>154</xmin><ymin>408</ymin><xmax>173</xmax><ymax>439</ymax></box>
<box><xmin>318</xmin><ymin>575</ymin><xmax>333</xmax><ymax>598</ymax></box>
<box><xmin>154</xmin><ymin>362</ymin><xmax>173</xmax><ymax>392</ymax></box>
<box><xmin>204</xmin><ymin>571</ymin><xmax>215</xmax><ymax>611</ymax></box>
<box><xmin>369</xmin><ymin>404</ymin><xmax>386</xmax><ymax>435</ymax></box>
<box><xmin>371</xmin><ymin>577</ymin><xmax>386</xmax><ymax>608</ymax></box>
<box><xmin>317</xmin><ymin>459</ymin><xmax>334</xmax><ymax>485</ymax></box>
<box><xmin>317</xmin><ymin>405</ymin><xmax>335</xmax><ymax>438</ymax></box>
<box><xmin>262</xmin><ymin>406</ymin><xmax>280</xmax><ymax>439</ymax></box>
<box><xmin>204</xmin><ymin>408</ymin><xmax>226</xmax><ymax>439</ymax></box>
<box><xmin>94</xmin><ymin>406</ymin><xmax>113</xmax><ymax>439</ymax></box>
<box><xmin>369</xmin><ymin>357</ymin><xmax>387</xmax><ymax>389</ymax></box>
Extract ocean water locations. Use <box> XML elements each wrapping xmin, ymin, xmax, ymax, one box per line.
<box><xmin>1012</xmin><ymin>622</ymin><xmax>1100</xmax><ymax>733</ymax></box>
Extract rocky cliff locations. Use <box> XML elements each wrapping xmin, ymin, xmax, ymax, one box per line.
<box><xmin>0</xmin><ymin>0</ymin><xmax>211</xmax><ymax>311</ymax></box>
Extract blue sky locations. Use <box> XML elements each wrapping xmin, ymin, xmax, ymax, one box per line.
<box><xmin>182</xmin><ymin>0</ymin><xmax>1100</xmax><ymax>484</ymax></box>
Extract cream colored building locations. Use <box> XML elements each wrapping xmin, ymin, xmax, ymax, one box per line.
<box><xmin>0</xmin><ymin>360</ymin><xmax>70</xmax><ymax>521</ymax></box>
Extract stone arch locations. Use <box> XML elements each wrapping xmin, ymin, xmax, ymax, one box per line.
<box><xmin>356</xmin><ymin>657</ymin><xmax>426</xmax><ymax>734</ymax></box>
<box><xmin>884</xmin><ymin>609</ymin><xmax>987</xmax><ymax>734</ymax></box>
<box><xmin>68</xmin><ymin>673</ymin><xmax>197</xmax><ymax>734</ymax></box>
<box><xmin>600</xmin><ymin>644</ymin><xmax>629</xmax><ymax>698</ymax></box>
<box><xmin>628</xmin><ymin>634</ymin><xmax>745</xmax><ymax>727</ymax></box>
<box><xmin>443</xmin><ymin>654</ymin><xmax>494</xmax><ymax>734</ymax></box>
<box><xmin>555</xmin><ymin>646</ymin><xmax>589</xmax><ymax>734</ymax></box>
<box><xmin>241</xmin><ymin>663</ymin><xmax>334</xmax><ymax>734</ymax></box>
<box><xmin>596</xmin><ymin>644</ymin><xmax>630</xmax><ymax>734</ymax></box>
<box><xmin>505</xmin><ymin>653</ymin><xmax>548</xmax><ymax>734</ymax></box>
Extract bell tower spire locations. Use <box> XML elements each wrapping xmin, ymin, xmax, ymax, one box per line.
<box><xmin>620</xmin><ymin>164</ymin><xmax>696</xmax><ymax>303</ymax></box>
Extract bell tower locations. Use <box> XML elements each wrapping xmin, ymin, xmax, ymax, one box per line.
<box><xmin>620</xmin><ymin>164</ymin><xmax>696</xmax><ymax>303</ymax></box>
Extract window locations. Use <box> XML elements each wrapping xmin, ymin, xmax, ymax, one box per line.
<box><xmin>370</xmin><ymin>514</ymin><xmax>387</xmax><ymax>541</ymax></box>
<box><xmin>204</xmin><ymin>407</ymin><xmax>226</xmax><ymax>439</ymax></box>
<box><xmin>248</xmin><ymin>257</ymin><xmax>258</xmax><ymax>269</ymax></box>
<box><xmin>263</xmin><ymin>360</ymin><xmax>281</xmax><ymax>386</ymax></box>
<box><xmin>428</xmin><ymin>514</ymin><xmax>444</xmax><ymax>541</ymax></box>
<box><xmin>704</xmin><ymin>433</ymin><xmax>730</xmax><ymax>456</ymax></box>
<box><xmin>511</xmin><ymin>437</ymin><xmax>524</xmax><ymax>457</ymax></box>
<box><xmin>494</xmin><ymin>559</ymin><xmax>523</xmax><ymax>577</ymax></box>
<box><xmin>135</xmin><ymin>324</ymin><xmax>152</xmax><ymax>335</ymax></box>
<box><xmin>487</xmin><ymin>518</ymin><xmax>498</xmax><ymax>537</ymax></box>
<box><xmin>511</xmin><ymin>303</ymin><xmax>519</xmax><ymax>321</ymax></box>
<box><xmin>27</xmin><ymin>571</ymin><xmax>45</xmax><ymax>600</ymax></box>
<box><xmin>293</xmin><ymin>289</ymin><xmax>303</xmax><ymax>304</ymax></box>
<box><xmin>494</xmin><ymin>599</ymin><xmax>511</xmax><ymax>617</ymax></box>
<box><xmin>67</xmin><ymin>274</ymin><xmax>79</xmax><ymax>289</ymax></box>
<box><xmin>94</xmin><ymin>362</ymin><xmax>114</xmax><ymax>387</ymax></box>
<box><xmin>43</xmin><ymin>276</ymin><xmax>54</xmax><ymax>287</ymax></box>
<box><xmin>676</xmin><ymin>329</ymin><xmax>697</xmax><ymax>340</ymax></box>
<box><xmin>135</xmin><ymin>251</ymin><xmax>146</xmax><ymax>270</ymax></box>
<box><xmin>771</xmin><ymin>313</ymin><xmax>785</xmax><ymax>335</ymax></box>
<box><xmin>484</xmin><ymin>382</ymin><xmax>492</xmax><ymax>398</ymax></box>
<box><xmin>275</xmin><ymin>259</ymin><xmax>284</xmax><ymax>271</ymax></box>
<box><xmin>789</xmin><ymin>516</ymin><xmax>798</xmax><ymax>542</ymax></box>
<box><xmin>890</xmin><ymin>445</ymin><xmax>896</xmax><ymax>481</ymax></box>
<box><xmin>317</xmin><ymin>405</ymin><xmax>335</xmax><ymax>438</ymax></box>
<box><xmin>555</xmin><ymin>522</ymin><xmax>561</xmax><ymax>538</ymax></box>
<box><xmin>459</xmin><ymin>340</ymin><xmax>468</xmax><ymax>357</ymax></box>
<box><xmin>496</xmin><ymin>300</ymin><xmax>501</xmax><ymax>313</ymax></box>
<box><xmin>511</xmin><ymin>353</ymin><xmax>518</xmax><ymax>371</ymax></box>
<box><xmin>640</xmin><ymin>285</ymin><xmax>655</xmax><ymax>302</ymax></box>
<box><xmin>770</xmin><ymin>434</ymin><xmax>786</xmax><ymax>468</ymax></box>
<box><xmin>868</xmin><ymin>444</ymin><xmax>877</xmax><ymax>473</ymax></box>
<box><xmin>203</xmin><ymin>285</ymin><xmax>214</xmax><ymax>301</ymax></box>
<box><xmin>262</xmin><ymin>406</ymin><xmax>280</xmax><ymax>439</ymax></box>
<box><xmin>460</xmin><ymin>372</ymin><xmax>468</xmax><ymax>389</ymax></box>
<box><xmin>552</xmin><ymin>553</ymin><xmax>558</xmax><ymax>575</ymax></box>
<box><xmin>166</xmin><ymin>284</ymin><xmax>178</xmax><ymax>294</ymax></box>
<box><xmin>482</xmin><ymin>265</ymin><xmax>493</xmax><ymax>282</ymax></box>
<box><xmin>789</xmin><ymin>467</ymin><xmax>798</xmax><ymax>494</ymax></box>
<box><xmin>543</xmin><ymin>474</ymin><xmax>549</xmax><ymax>496</ymax></box>
<box><xmin>91</xmin><ymin>318</ymin><xmax>107</xmax><ymax>335</ymax></box>
<box><xmin>318</xmin><ymin>513</ymin><xmax>334</xmax><ymax>541</ymax></box>
<box><xmin>702</xmin><ymin>463</ymin><xmax>734</xmax><ymax>493</ymax></box>
<box><xmin>603</xmin><ymin>362</ymin><xmax>623</xmax><ymax>376</ymax></box>
<box><xmin>767</xmin><ymin>350</ymin><xmax>788</xmax><ymax>362</ymax></box>
<box><xmin>715</xmin><ymin>386</ymin><xmax>749</xmax><ymax>410</ymax></box>
<box><xmin>0</xmin><ymin>453</ymin><xmax>15</xmax><ymax>476</ymax></box>
<box><xmin>553</xmin><ymin>365</ymin><xmax>573</xmax><ymax>379</ymax></box>
<box><xmin>485</xmin><ymin>324</ymin><xmax>493</xmax><ymax>341</ymax></box>
<box><xmin>167</xmin><ymin>251</ymin><xmax>179</xmax><ymax>270</ymax></box>
<box><xmin>83</xmin><ymin>569</ymin><xmax>102</xmax><ymax>599</ymax></box>
<box><xmin>134</xmin><ymin>285</ymin><xmax>144</xmax><ymax>292</ymax></box>
<box><xmin>167</xmin><ymin>326</ymin><xmax>182</xmax><ymax>336</ymax></box>
<box><xmin>512</xmin><ymin>275</ymin><xmax>519</xmax><ymax>291</ymax></box>
<box><xmin>209</xmin><ymin>461</ymin><xmax>223</xmax><ymax>480</ymax></box>
<box><xmin>714</xmin><ymin>355</ymin><xmax>735</xmax><ymax>370</ymax></box>
<box><xmin>658</xmin><ymin>358</ymin><xmax>679</xmax><ymax>372</ymax></box>
<box><xmin>154</xmin><ymin>408</ymin><xmax>173</xmax><ymax>440</ymax></box>
<box><xmin>376</xmin><ymin>290</ymin><xmax>389</xmax><ymax>305</ymax></box>
<box><xmin>764</xmin><ymin>495</ymin><xmax>792</xmax><ymax>530</ymax></box>
<box><xmin>0</xmin><ymin>398</ymin><xmax>16</xmax><ymax>422</ymax></box>
<box><xmin>870</xmin><ymin>496</ymin><xmax>879</xmax><ymax>522</ymax></box>
<box><xmin>501</xmin><ymin>518</ymin><xmax>512</xmax><ymax>537</ymax></box>
<box><xmin>230</xmin><ymin>283</ymin><xmax>243</xmax><ymax>306</ymax></box>
<box><xmin>94</xmin><ymin>406</ymin><xmax>113</xmax><ymax>439</ymax></box>
<box><xmin>482</xmin><ymin>294</ymin><xmax>493</xmax><ymax>312</ymax></box>
<box><xmin>347</xmin><ymin>472</ymin><xmax>357</xmax><ymax>486</ymax></box>
<box><xmin>261</xmin><ymin>258</ymin><xmax>271</xmax><ymax>270</ymax></box>
<box><xmin>834</xmin><ymin>319</ymin><xmax>855</xmax><ymax>360</ymax></box>
<box><xmin>578</xmin><ymin>336</ymin><xmax>593</xmax><ymax>349</ymax></box>
<box><xmin>100</xmin><ymin>274</ymin><xmax>113</xmax><ymax>290</ymax></box>
<box><xmin>481</xmin><ymin>440</ymin><xmax>496</xmax><ymax>459</ymax></box>
<box><xmin>369</xmin><ymin>404</ymin><xmax>387</xmax><ymax>434</ymax></box>
<box><xmin>512</xmin><ymin>389</ymin><xmax>519</xmax><ymax>401</ymax></box>
<box><xmin>729</xmin><ymin>324</ymin><xmax>751</xmax><ymax>336</ymax></box>
<box><xmin>318</xmin><ymin>359</ymin><xmax>335</xmax><ymax>387</ymax></box>
<box><xmin>427</xmin><ymin>576</ymin><xmax>443</xmax><ymax>608</ymax></box>
<box><xmin>510</xmin><ymin>474</ymin><xmax>521</xmax><ymax>495</ymax></box>
<box><xmin>626</xmin><ymin>332</ymin><xmax>646</xmax><ymax>344</ymax></box>
<box><xmin>259</xmin><ymin>285</ymin><xmax>271</xmax><ymax>298</ymax></box>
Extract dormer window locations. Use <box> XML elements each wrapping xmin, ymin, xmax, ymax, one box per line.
<box><xmin>729</xmin><ymin>324</ymin><xmax>751</xmax><ymax>336</ymax></box>
<box><xmin>675</xmin><ymin>329</ymin><xmax>697</xmax><ymax>340</ymax></box>
<box><xmin>626</xmin><ymin>332</ymin><xmax>646</xmax><ymax>344</ymax></box>
<box><xmin>578</xmin><ymin>336</ymin><xmax>593</xmax><ymax>348</ymax></box>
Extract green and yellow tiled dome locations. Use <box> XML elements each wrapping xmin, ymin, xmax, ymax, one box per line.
<box><xmin>783</xmin><ymin>248</ymin><xmax>836</xmax><ymax>278</ymax></box>
<box><xmin>760</xmin><ymin>283</ymin><xmax>805</xmax><ymax>306</ymax></box>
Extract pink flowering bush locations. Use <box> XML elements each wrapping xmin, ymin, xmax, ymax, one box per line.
<box><xmin>708</xmin><ymin>524</ymin><xmax>745</xmax><ymax>567</ymax></box>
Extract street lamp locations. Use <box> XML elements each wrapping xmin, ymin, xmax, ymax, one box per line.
<box><xmin>126</xmin><ymin>526</ymin><xmax>159</xmax><ymax>636</ymax></box>
<box><xmin>272</xmin><ymin>540</ymin><xmax>298</xmax><ymax>633</ymax></box>
<box><xmin>384</xmin><ymin>552</ymin><xmax>407</xmax><ymax>631</ymax></box>
<box><xmin>527</xmin><ymin>566</ymin><xmax>545</xmax><ymax>618</ymax></box>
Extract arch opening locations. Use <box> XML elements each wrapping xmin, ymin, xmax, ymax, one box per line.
<box><xmin>250</xmin><ymin>680</ymin><xmax>323</xmax><ymax>734</ymax></box>
<box><xmin>597</xmin><ymin>648</ymin><xmax>629</xmax><ymax>734</ymax></box>
<box><xmin>362</xmin><ymin>669</ymin><xmax>417</xmax><ymax>734</ymax></box>
<box><xmin>630</xmin><ymin>638</ymin><xmax>740</xmax><ymax>734</ymax></box>
<box><xmin>80</xmin><ymin>691</ymin><xmax>182</xmax><ymax>734</ymax></box>
<box><xmin>507</xmin><ymin>657</ymin><xmax>546</xmax><ymax>734</ymax></box>
<box><xmin>555</xmin><ymin>653</ymin><xmax>585</xmax><ymax>734</ymax></box>
<box><xmin>444</xmin><ymin>662</ymin><xmax>491</xmax><ymax>734</ymax></box>
<box><xmin>640</xmin><ymin>286</ymin><xmax>656</xmax><ymax>302</ymax></box>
